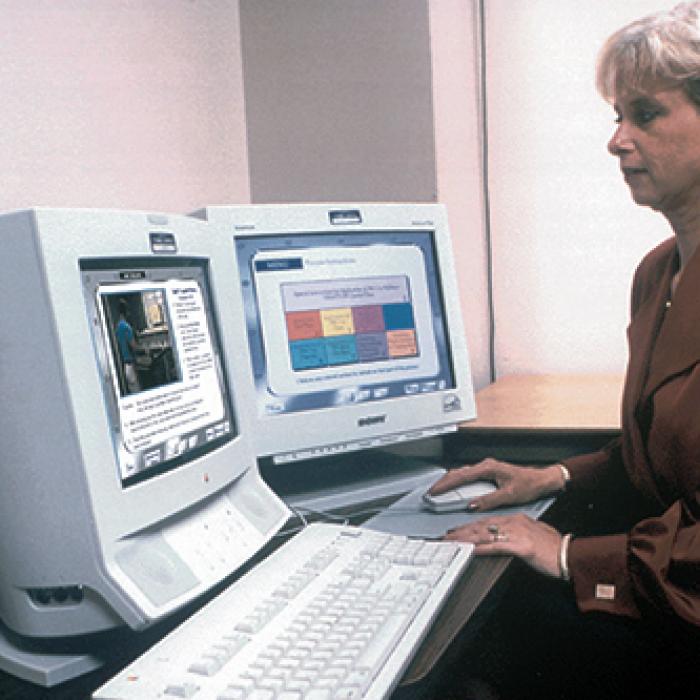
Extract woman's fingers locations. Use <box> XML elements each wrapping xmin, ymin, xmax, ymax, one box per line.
<box><xmin>428</xmin><ymin>459</ymin><xmax>505</xmax><ymax>495</ymax></box>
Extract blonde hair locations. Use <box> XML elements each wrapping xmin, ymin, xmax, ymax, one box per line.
<box><xmin>597</xmin><ymin>2</ymin><xmax>700</xmax><ymax>104</ymax></box>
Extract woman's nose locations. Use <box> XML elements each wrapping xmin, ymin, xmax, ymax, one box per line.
<box><xmin>608</xmin><ymin>123</ymin><xmax>633</xmax><ymax>156</ymax></box>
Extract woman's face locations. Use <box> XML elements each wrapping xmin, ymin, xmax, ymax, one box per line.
<box><xmin>608</xmin><ymin>86</ymin><xmax>700</xmax><ymax>214</ymax></box>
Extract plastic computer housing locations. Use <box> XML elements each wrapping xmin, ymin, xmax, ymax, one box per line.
<box><xmin>196</xmin><ymin>203</ymin><xmax>477</xmax><ymax>509</ymax></box>
<box><xmin>0</xmin><ymin>209</ymin><xmax>289</xmax><ymax>684</ymax></box>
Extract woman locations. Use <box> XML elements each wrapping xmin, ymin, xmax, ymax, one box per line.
<box><xmin>425</xmin><ymin>3</ymin><xmax>700</xmax><ymax>698</ymax></box>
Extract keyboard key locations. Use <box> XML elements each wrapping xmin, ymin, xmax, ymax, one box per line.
<box><xmin>164</xmin><ymin>682</ymin><xmax>200</xmax><ymax>698</ymax></box>
<box><xmin>216</xmin><ymin>688</ymin><xmax>246</xmax><ymax>700</ymax></box>
<box><xmin>187</xmin><ymin>656</ymin><xmax>221</xmax><ymax>677</ymax></box>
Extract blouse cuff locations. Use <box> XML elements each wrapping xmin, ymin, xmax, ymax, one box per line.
<box><xmin>568</xmin><ymin>533</ymin><xmax>641</xmax><ymax>619</ymax></box>
<box><xmin>561</xmin><ymin>449</ymin><xmax>615</xmax><ymax>492</ymax></box>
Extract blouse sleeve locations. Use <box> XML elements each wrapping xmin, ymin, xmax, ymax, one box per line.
<box><xmin>562</xmin><ymin>440</ymin><xmax>618</xmax><ymax>486</ymax></box>
<box><xmin>558</xmin><ymin>443</ymin><xmax>646</xmax><ymax>618</ymax></box>
<box><xmin>561</xmin><ymin>436</ymin><xmax>629</xmax><ymax>495</ymax></box>
<box><xmin>565</xmin><ymin>366</ymin><xmax>700</xmax><ymax>626</ymax></box>
<box><xmin>568</xmin><ymin>501</ymin><xmax>700</xmax><ymax>628</ymax></box>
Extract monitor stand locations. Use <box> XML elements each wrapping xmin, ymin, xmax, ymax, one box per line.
<box><xmin>0</xmin><ymin>622</ymin><xmax>104</xmax><ymax>687</ymax></box>
<box><xmin>0</xmin><ymin>603</ymin><xmax>202</xmax><ymax>688</ymax></box>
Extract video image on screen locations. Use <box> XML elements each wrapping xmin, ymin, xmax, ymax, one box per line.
<box><xmin>101</xmin><ymin>289</ymin><xmax>181</xmax><ymax>396</ymax></box>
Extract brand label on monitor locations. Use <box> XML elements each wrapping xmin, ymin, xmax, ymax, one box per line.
<box><xmin>329</xmin><ymin>209</ymin><xmax>362</xmax><ymax>225</ymax></box>
<box><xmin>149</xmin><ymin>232</ymin><xmax>177</xmax><ymax>253</ymax></box>
<box><xmin>357</xmin><ymin>414</ymin><xmax>386</xmax><ymax>428</ymax></box>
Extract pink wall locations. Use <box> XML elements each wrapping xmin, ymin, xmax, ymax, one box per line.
<box><xmin>3</xmin><ymin>0</ymin><xmax>662</xmax><ymax>385</ymax></box>
<box><xmin>0</xmin><ymin>0</ymin><xmax>249</xmax><ymax>214</ymax></box>
<box><xmin>430</xmin><ymin>0</ymin><xmax>491</xmax><ymax>390</ymax></box>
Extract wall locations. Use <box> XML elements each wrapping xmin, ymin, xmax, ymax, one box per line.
<box><xmin>239</xmin><ymin>0</ymin><xmax>437</xmax><ymax>204</ymax></box>
<box><xmin>429</xmin><ymin>0</ymin><xmax>490</xmax><ymax>390</ymax></box>
<box><xmin>484</xmin><ymin>0</ymin><xmax>674</xmax><ymax>377</ymax></box>
<box><xmin>0</xmin><ymin>0</ymin><xmax>492</xmax><ymax>388</ymax></box>
<box><xmin>2</xmin><ymin>1</ymin><xmax>668</xmax><ymax>385</ymax></box>
<box><xmin>0</xmin><ymin>0</ymin><xmax>249</xmax><ymax>214</ymax></box>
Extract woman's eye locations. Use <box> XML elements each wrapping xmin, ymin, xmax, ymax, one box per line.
<box><xmin>633</xmin><ymin>108</ymin><xmax>658</xmax><ymax>125</ymax></box>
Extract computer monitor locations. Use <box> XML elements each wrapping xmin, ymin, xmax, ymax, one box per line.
<box><xmin>196</xmin><ymin>203</ymin><xmax>477</xmax><ymax>509</ymax></box>
<box><xmin>0</xmin><ymin>209</ymin><xmax>289</xmax><ymax>684</ymax></box>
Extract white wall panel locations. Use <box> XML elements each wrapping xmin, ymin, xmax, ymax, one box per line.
<box><xmin>485</xmin><ymin>0</ymin><xmax>672</xmax><ymax>377</ymax></box>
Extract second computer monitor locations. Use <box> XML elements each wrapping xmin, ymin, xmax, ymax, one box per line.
<box><xmin>199</xmin><ymin>203</ymin><xmax>475</xmax><ymax>489</ymax></box>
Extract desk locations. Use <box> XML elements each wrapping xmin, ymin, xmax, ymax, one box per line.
<box><xmin>0</xmin><ymin>374</ymin><xmax>624</xmax><ymax>699</ymax></box>
<box><xmin>448</xmin><ymin>373</ymin><xmax>623</xmax><ymax>465</ymax></box>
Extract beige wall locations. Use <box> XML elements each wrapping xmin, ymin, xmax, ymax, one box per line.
<box><xmin>0</xmin><ymin>0</ymin><xmax>491</xmax><ymax>388</ymax></box>
<box><xmin>239</xmin><ymin>0</ymin><xmax>436</xmax><ymax>204</ymax></box>
<box><xmin>0</xmin><ymin>0</ymin><xmax>249</xmax><ymax>214</ymax></box>
<box><xmin>2</xmin><ymin>0</ymin><xmax>675</xmax><ymax>388</ymax></box>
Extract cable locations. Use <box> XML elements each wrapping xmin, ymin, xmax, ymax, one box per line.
<box><xmin>275</xmin><ymin>502</ymin><xmax>428</xmax><ymax>537</ymax></box>
<box><xmin>272</xmin><ymin>503</ymin><xmax>309</xmax><ymax>539</ymax></box>
<box><xmin>291</xmin><ymin>505</ymin><xmax>350</xmax><ymax>525</ymax></box>
<box><xmin>273</xmin><ymin>503</ymin><xmax>349</xmax><ymax>539</ymax></box>
<box><xmin>477</xmin><ymin>0</ymin><xmax>497</xmax><ymax>383</ymax></box>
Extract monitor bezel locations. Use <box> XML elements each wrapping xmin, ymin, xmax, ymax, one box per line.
<box><xmin>203</xmin><ymin>203</ymin><xmax>476</xmax><ymax>462</ymax></box>
<box><xmin>34</xmin><ymin>209</ymin><xmax>258</xmax><ymax>579</ymax></box>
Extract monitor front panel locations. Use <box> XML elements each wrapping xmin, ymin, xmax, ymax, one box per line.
<box><xmin>0</xmin><ymin>209</ymin><xmax>283</xmax><ymax>636</ymax></box>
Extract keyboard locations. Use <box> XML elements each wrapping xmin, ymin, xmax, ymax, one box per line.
<box><xmin>93</xmin><ymin>523</ymin><xmax>473</xmax><ymax>700</ymax></box>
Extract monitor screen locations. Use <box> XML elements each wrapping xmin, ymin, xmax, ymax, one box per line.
<box><xmin>81</xmin><ymin>258</ymin><xmax>235</xmax><ymax>486</ymax></box>
<box><xmin>236</xmin><ymin>230</ymin><xmax>457</xmax><ymax>418</ymax></box>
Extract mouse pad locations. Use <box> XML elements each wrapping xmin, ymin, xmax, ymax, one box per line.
<box><xmin>364</xmin><ymin>472</ymin><xmax>554</xmax><ymax>539</ymax></box>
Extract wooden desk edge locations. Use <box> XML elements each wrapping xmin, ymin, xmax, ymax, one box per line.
<box><xmin>401</xmin><ymin>555</ymin><xmax>512</xmax><ymax>685</ymax></box>
<box><xmin>459</xmin><ymin>424</ymin><xmax>622</xmax><ymax>436</ymax></box>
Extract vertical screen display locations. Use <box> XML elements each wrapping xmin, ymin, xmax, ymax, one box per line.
<box><xmin>81</xmin><ymin>259</ymin><xmax>235</xmax><ymax>486</ymax></box>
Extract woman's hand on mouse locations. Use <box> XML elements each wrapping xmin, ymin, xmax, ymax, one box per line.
<box><xmin>428</xmin><ymin>458</ymin><xmax>567</xmax><ymax>512</ymax></box>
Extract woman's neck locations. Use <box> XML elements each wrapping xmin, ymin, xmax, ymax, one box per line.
<box><xmin>664</xmin><ymin>206</ymin><xmax>700</xmax><ymax>269</ymax></box>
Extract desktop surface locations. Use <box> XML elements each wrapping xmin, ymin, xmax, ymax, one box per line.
<box><xmin>451</xmin><ymin>373</ymin><xmax>624</xmax><ymax>465</ymax></box>
<box><xmin>465</xmin><ymin>373</ymin><xmax>623</xmax><ymax>431</ymax></box>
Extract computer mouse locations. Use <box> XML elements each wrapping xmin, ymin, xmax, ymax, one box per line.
<box><xmin>422</xmin><ymin>481</ymin><xmax>497</xmax><ymax>512</ymax></box>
